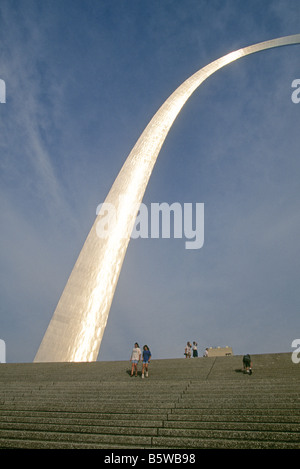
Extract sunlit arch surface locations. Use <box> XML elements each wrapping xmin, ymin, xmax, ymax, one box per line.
<box><xmin>34</xmin><ymin>34</ymin><xmax>300</xmax><ymax>362</ymax></box>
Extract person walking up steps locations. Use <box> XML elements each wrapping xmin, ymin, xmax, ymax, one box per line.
<box><xmin>142</xmin><ymin>345</ymin><xmax>151</xmax><ymax>378</ymax></box>
<box><xmin>243</xmin><ymin>354</ymin><xmax>253</xmax><ymax>375</ymax></box>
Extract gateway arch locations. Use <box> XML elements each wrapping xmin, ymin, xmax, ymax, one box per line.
<box><xmin>34</xmin><ymin>34</ymin><xmax>300</xmax><ymax>363</ymax></box>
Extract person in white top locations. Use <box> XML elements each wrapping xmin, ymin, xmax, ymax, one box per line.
<box><xmin>130</xmin><ymin>342</ymin><xmax>141</xmax><ymax>377</ymax></box>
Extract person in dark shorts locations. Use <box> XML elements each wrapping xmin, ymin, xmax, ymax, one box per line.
<box><xmin>243</xmin><ymin>354</ymin><xmax>253</xmax><ymax>374</ymax></box>
<box><xmin>142</xmin><ymin>345</ymin><xmax>151</xmax><ymax>378</ymax></box>
<box><xmin>192</xmin><ymin>342</ymin><xmax>198</xmax><ymax>358</ymax></box>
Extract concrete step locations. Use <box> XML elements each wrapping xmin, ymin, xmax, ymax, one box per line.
<box><xmin>0</xmin><ymin>421</ymin><xmax>159</xmax><ymax>436</ymax></box>
<box><xmin>0</xmin><ymin>428</ymin><xmax>152</xmax><ymax>448</ymax></box>
<box><xmin>1</xmin><ymin>414</ymin><xmax>298</xmax><ymax>433</ymax></box>
<box><xmin>171</xmin><ymin>407</ymin><xmax>300</xmax><ymax>419</ymax></box>
<box><xmin>150</xmin><ymin>436</ymin><xmax>300</xmax><ymax>449</ymax></box>
<box><xmin>0</xmin><ymin>414</ymin><xmax>164</xmax><ymax>428</ymax></box>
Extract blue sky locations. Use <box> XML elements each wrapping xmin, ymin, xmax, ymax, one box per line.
<box><xmin>0</xmin><ymin>0</ymin><xmax>300</xmax><ymax>362</ymax></box>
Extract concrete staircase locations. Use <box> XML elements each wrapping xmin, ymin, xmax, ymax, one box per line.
<box><xmin>0</xmin><ymin>353</ymin><xmax>299</xmax><ymax>449</ymax></box>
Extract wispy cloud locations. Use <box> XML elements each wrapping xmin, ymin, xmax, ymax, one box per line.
<box><xmin>0</xmin><ymin>3</ymin><xmax>71</xmax><ymax>217</ymax></box>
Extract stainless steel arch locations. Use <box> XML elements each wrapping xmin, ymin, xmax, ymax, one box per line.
<box><xmin>34</xmin><ymin>34</ymin><xmax>300</xmax><ymax>362</ymax></box>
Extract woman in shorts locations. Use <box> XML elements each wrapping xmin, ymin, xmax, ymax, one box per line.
<box><xmin>142</xmin><ymin>345</ymin><xmax>151</xmax><ymax>378</ymax></box>
<box><xmin>130</xmin><ymin>342</ymin><xmax>141</xmax><ymax>377</ymax></box>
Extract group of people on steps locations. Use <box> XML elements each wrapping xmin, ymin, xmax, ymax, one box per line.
<box><xmin>130</xmin><ymin>342</ymin><xmax>151</xmax><ymax>378</ymax></box>
<box><xmin>130</xmin><ymin>341</ymin><xmax>253</xmax><ymax>377</ymax></box>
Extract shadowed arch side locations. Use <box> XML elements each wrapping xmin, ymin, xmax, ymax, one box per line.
<box><xmin>34</xmin><ymin>34</ymin><xmax>300</xmax><ymax>362</ymax></box>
